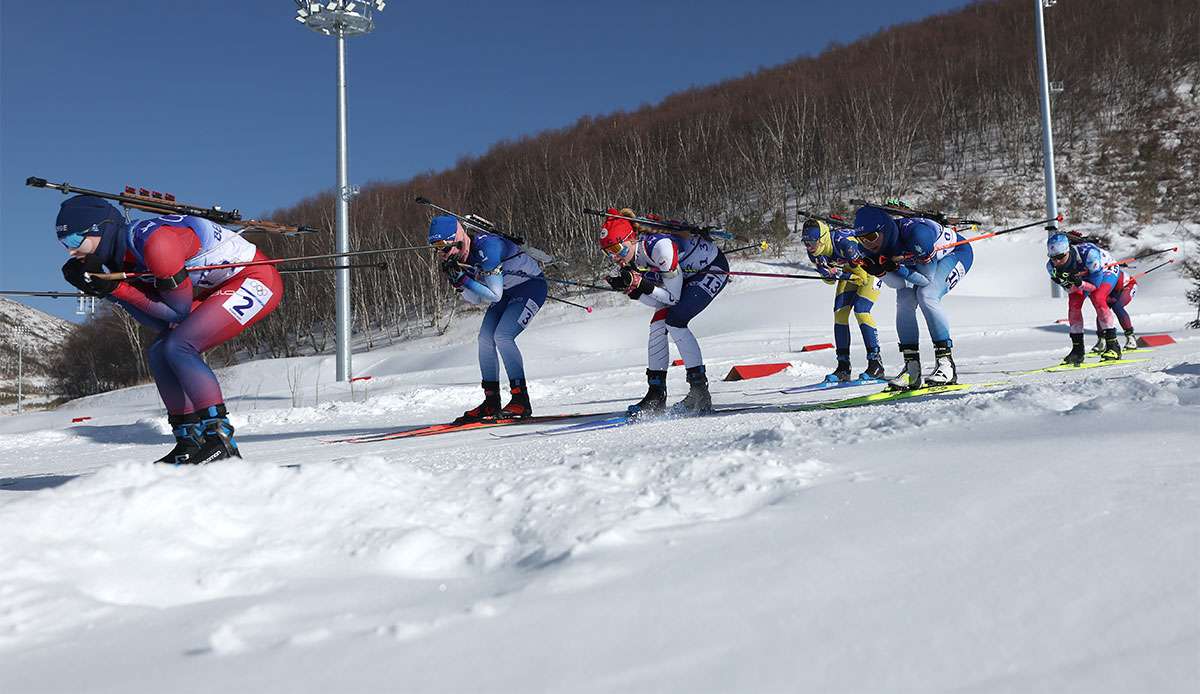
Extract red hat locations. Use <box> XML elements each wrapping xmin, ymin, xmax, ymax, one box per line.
<box><xmin>598</xmin><ymin>208</ymin><xmax>634</xmax><ymax>249</ymax></box>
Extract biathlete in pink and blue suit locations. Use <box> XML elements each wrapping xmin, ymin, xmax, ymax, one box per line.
<box><xmin>1046</xmin><ymin>233</ymin><xmax>1127</xmax><ymax>364</ymax></box>
<box><xmin>56</xmin><ymin>195</ymin><xmax>283</xmax><ymax>464</ymax></box>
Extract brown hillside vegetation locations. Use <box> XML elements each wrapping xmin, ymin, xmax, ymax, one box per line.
<box><xmin>83</xmin><ymin>0</ymin><xmax>1200</xmax><ymax>374</ymax></box>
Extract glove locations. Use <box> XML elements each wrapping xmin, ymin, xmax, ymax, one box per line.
<box><xmin>606</xmin><ymin>266</ymin><xmax>636</xmax><ymax>292</ymax></box>
<box><xmin>624</xmin><ymin>270</ymin><xmax>644</xmax><ymax>298</ymax></box>
<box><xmin>62</xmin><ymin>257</ymin><xmax>118</xmax><ymax>297</ymax></box>
<box><xmin>441</xmin><ymin>257</ymin><xmax>467</xmax><ymax>288</ymax></box>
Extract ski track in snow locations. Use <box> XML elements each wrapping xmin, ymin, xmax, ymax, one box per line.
<box><xmin>1</xmin><ymin>231</ymin><xmax>1197</xmax><ymax>693</ymax></box>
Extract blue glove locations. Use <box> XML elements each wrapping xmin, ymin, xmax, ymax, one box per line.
<box><xmin>895</xmin><ymin>266</ymin><xmax>930</xmax><ymax>287</ymax></box>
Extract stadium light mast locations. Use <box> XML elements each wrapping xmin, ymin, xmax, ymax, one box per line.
<box><xmin>1035</xmin><ymin>0</ymin><xmax>1062</xmax><ymax>297</ymax></box>
<box><xmin>292</xmin><ymin>0</ymin><xmax>385</xmax><ymax>381</ymax></box>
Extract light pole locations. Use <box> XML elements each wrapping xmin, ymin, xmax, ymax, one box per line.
<box><xmin>11</xmin><ymin>326</ymin><xmax>30</xmax><ymax>414</ymax></box>
<box><xmin>1035</xmin><ymin>0</ymin><xmax>1061</xmax><ymax>297</ymax></box>
<box><xmin>292</xmin><ymin>0</ymin><xmax>385</xmax><ymax>381</ymax></box>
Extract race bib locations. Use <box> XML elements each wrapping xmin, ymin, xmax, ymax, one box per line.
<box><xmin>222</xmin><ymin>278</ymin><xmax>273</xmax><ymax>325</ymax></box>
<box><xmin>517</xmin><ymin>297</ymin><xmax>541</xmax><ymax>328</ymax></box>
<box><xmin>945</xmin><ymin>261</ymin><xmax>966</xmax><ymax>292</ymax></box>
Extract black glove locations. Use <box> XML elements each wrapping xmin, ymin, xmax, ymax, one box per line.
<box><xmin>606</xmin><ymin>266</ymin><xmax>636</xmax><ymax>292</ymax></box>
<box><xmin>62</xmin><ymin>257</ymin><xmax>118</xmax><ymax>297</ymax></box>
<box><xmin>440</xmin><ymin>257</ymin><xmax>467</xmax><ymax>287</ymax></box>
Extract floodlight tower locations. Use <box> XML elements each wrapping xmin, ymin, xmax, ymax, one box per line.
<box><xmin>293</xmin><ymin>0</ymin><xmax>386</xmax><ymax>381</ymax></box>
<box><xmin>1035</xmin><ymin>0</ymin><xmax>1061</xmax><ymax>297</ymax></box>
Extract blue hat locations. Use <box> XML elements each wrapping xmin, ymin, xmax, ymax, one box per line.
<box><xmin>56</xmin><ymin>195</ymin><xmax>124</xmax><ymax>249</ymax></box>
<box><xmin>1047</xmin><ymin>233</ymin><xmax>1071</xmax><ymax>258</ymax></box>
<box><xmin>852</xmin><ymin>205</ymin><xmax>898</xmax><ymax>246</ymax></box>
<box><xmin>428</xmin><ymin>215</ymin><xmax>459</xmax><ymax>245</ymax></box>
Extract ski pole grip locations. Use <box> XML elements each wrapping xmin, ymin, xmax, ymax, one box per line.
<box><xmin>26</xmin><ymin>176</ymin><xmax>48</xmax><ymax>188</ymax></box>
<box><xmin>414</xmin><ymin>196</ymin><xmax>431</xmax><ymax>205</ymax></box>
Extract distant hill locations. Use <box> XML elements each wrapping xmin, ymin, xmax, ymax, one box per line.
<box><xmin>1</xmin><ymin>297</ymin><xmax>74</xmax><ymax>406</ymax></box>
<box><xmin>233</xmin><ymin>0</ymin><xmax>1196</xmax><ymax>358</ymax></box>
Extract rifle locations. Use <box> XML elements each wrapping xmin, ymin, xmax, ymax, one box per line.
<box><xmin>27</xmin><ymin>176</ymin><xmax>321</xmax><ymax>237</ymax></box>
<box><xmin>848</xmin><ymin>198</ymin><xmax>982</xmax><ymax>227</ymax></box>
<box><xmin>415</xmin><ymin>197</ymin><xmax>554</xmax><ymax>263</ymax></box>
<box><xmin>0</xmin><ymin>290</ymin><xmax>86</xmax><ymax>298</ymax></box>
<box><xmin>582</xmin><ymin>208</ymin><xmax>738</xmax><ymax>241</ymax></box>
<box><xmin>797</xmin><ymin>210</ymin><xmax>854</xmax><ymax>229</ymax></box>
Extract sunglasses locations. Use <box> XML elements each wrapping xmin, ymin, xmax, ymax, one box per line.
<box><xmin>1050</xmin><ymin>251</ymin><xmax>1069</xmax><ymax>261</ymax></box>
<box><xmin>431</xmin><ymin>239</ymin><xmax>461</xmax><ymax>250</ymax></box>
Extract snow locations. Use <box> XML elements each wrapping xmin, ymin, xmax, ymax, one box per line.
<box><xmin>1</xmin><ymin>231</ymin><xmax>1197</xmax><ymax>693</ymax></box>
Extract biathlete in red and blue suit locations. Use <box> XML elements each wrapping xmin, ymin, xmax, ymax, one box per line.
<box><xmin>56</xmin><ymin>195</ymin><xmax>283</xmax><ymax>464</ymax></box>
<box><xmin>597</xmin><ymin>208</ymin><xmax>729</xmax><ymax>417</ymax></box>
<box><xmin>1046</xmin><ymin>233</ymin><xmax>1126</xmax><ymax>363</ymax></box>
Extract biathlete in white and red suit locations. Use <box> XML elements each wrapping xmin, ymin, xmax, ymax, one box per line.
<box><xmin>597</xmin><ymin>208</ymin><xmax>729</xmax><ymax>416</ymax></box>
<box><xmin>56</xmin><ymin>195</ymin><xmax>283</xmax><ymax>464</ymax></box>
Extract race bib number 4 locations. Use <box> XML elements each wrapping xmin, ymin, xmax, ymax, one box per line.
<box><xmin>222</xmin><ymin>278</ymin><xmax>273</xmax><ymax>325</ymax></box>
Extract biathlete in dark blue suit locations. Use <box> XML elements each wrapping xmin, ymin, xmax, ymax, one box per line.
<box><xmin>853</xmin><ymin>205</ymin><xmax>974</xmax><ymax>391</ymax></box>
<box><xmin>428</xmin><ymin>215</ymin><xmax>548</xmax><ymax>422</ymax></box>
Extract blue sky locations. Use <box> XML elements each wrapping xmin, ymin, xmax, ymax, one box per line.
<box><xmin>1</xmin><ymin>0</ymin><xmax>974</xmax><ymax>320</ymax></box>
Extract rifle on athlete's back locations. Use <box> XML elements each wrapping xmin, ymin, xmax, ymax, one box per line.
<box><xmin>849</xmin><ymin>198</ymin><xmax>982</xmax><ymax>227</ymax></box>
<box><xmin>26</xmin><ymin>177</ymin><xmax>321</xmax><ymax>237</ymax></box>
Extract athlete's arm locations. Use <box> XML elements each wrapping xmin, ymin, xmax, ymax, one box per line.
<box><xmin>110</xmin><ymin>226</ymin><xmax>198</xmax><ymax>323</ymax></box>
<box><xmin>460</xmin><ymin>237</ymin><xmax>505</xmax><ymax>304</ymax></box>
<box><xmin>642</xmin><ymin>238</ymin><xmax>684</xmax><ymax>306</ymax></box>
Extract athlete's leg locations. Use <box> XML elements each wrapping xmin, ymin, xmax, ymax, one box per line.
<box><xmin>157</xmin><ymin>266</ymin><xmax>283</xmax><ymax>412</ymax></box>
<box><xmin>664</xmin><ymin>255</ymin><xmax>729</xmax><ymax>368</ymax></box>
<box><xmin>852</xmin><ymin>279</ymin><xmax>881</xmax><ymax>358</ymax></box>
<box><xmin>883</xmin><ymin>272</ymin><xmax>919</xmax><ymax>345</ymax></box>
<box><xmin>477</xmin><ymin>297</ymin><xmax>508</xmax><ymax>382</ymax></box>
<box><xmin>492</xmin><ymin>279</ymin><xmax>546</xmax><ymax>381</ymax></box>
<box><xmin>833</xmin><ymin>281</ymin><xmax>855</xmax><ymax>361</ymax></box>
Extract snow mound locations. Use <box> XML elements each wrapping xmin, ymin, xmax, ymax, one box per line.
<box><xmin>0</xmin><ymin>442</ymin><xmax>826</xmax><ymax>649</ymax></box>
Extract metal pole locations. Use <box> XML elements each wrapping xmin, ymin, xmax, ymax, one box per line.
<box><xmin>334</xmin><ymin>30</ymin><xmax>353</xmax><ymax>381</ymax></box>
<box><xmin>16</xmin><ymin>333</ymin><xmax>24</xmax><ymax>414</ymax></box>
<box><xmin>1034</xmin><ymin>0</ymin><xmax>1061</xmax><ymax>298</ymax></box>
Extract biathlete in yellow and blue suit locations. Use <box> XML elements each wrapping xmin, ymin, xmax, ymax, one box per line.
<box><xmin>800</xmin><ymin>219</ymin><xmax>886</xmax><ymax>383</ymax></box>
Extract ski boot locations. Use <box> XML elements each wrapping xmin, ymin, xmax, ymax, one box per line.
<box><xmin>627</xmin><ymin>369</ymin><xmax>668</xmax><ymax>418</ymax></box>
<box><xmin>457</xmin><ymin>381</ymin><xmax>501</xmax><ymax>423</ymax></box>
<box><xmin>1090</xmin><ymin>333</ymin><xmax>1106</xmax><ymax>354</ymax></box>
<box><xmin>1123</xmin><ymin>329</ymin><xmax>1138</xmax><ymax>350</ymax></box>
<box><xmin>887</xmin><ymin>344</ymin><xmax>923</xmax><ymax>391</ymax></box>
<box><xmin>192</xmin><ymin>404</ymin><xmax>241</xmax><ymax>464</ymax></box>
<box><xmin>671</xmin><ymin>366</ymin><xmax>713</xmax><ymax>415</ymax></box>
<box><xmin>859</xmin><ymin>353</ymin><xmax>886</xmax><ymax>381</ymax></box>
<box><xmin>154</xmin><ymin>412</ymin><xmax>205</xmax><ymax>465</ymax></box>
<box><xmin>1062</xmin><ymin>333</ymin><xmax>1086</xmax><ymax>366</ymax></box>
<box><xmin>825</xmin><ymin>359</ymin><xmax>852</xmax><ymax>384</ymax></box>
<box><xmin>1099</xmin><ymin>327</ymin><xmax>1122</xmax><ymax>361</ymax></box>
<box><xmin>925</xmin><ymin>341</ymin><xmax>957</xmax><ymax>386</ymax></box>
<box><xmin>499</xmin><ymin>378</ymin><xmax>532</xmax><ymax>419</ymax></box>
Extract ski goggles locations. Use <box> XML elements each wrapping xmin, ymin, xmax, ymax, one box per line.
<box><xmin>59</xmin><ymin>231</ymin><xmax>87</xmax><ymax>250</ymax></box>
<box><xmin>1049</xmin><ymin>250</ymin><xmax>1070</xmax><ymax>263</ymax></box>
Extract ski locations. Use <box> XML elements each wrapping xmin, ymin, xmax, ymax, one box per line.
<box><xmin>788</xmin><ymin>383</ymin><xmax>987</xmax><ymax>411</ymax></box>
<box><xmin>525</xmin><ymin>405</ymin><xmax>765</xmax><ymax>438</ymax></box>
<box><xmin>325</xmin><ymin>414</ymin><xmax>586</xmax><ymax>444</ymax></box>
<box><xmin>776</xmin><ymin>375</ymin><xmax>885</xmax><ymax>395</ymax></box>
<box><xmin>1020</xmin><ymin>357</ymin><xmax>1148</xmax><ymax>376</ymax></box>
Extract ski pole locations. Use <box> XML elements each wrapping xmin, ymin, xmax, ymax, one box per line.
<box><xmin>277</xmin><ymin>262</ymin><xmax>388</xmax><ymax>275</ymax></box>
<box><xmin>84</xmin><ymin>244</ymin><xmax>434</xmax><ymax>282</ymax></box>
<box><xmin>711</xmin><ymin>269</ymin><xmax>852</xmax><ymax>281</ymax></box>
<box><xmin>725</xmin><ymin>240</ymin><xmax>770</xmax><ymax>255</ymax></box>
<box><xmin>504</xmin><ymin>270</ymin><xmax>614</xmax><ymax>292</ymax></box>
<box><xmin>1107</xmin><ymin>246</ymin><xmax>1178</xmax><ymax>268</ymax></box>
<box><xmin>0</xmin><ymin>289</ymin><xmax>85</xmax><ymax>298</ymax></box>
<box><xmin>1130</xmin><ymin>258</ymin><xmax>1175</xmax><ymax>282</ymax></box>
<box><xmin>888</xmin><ymin>214</ymin><xmax>1063</xmax><ymax>262</ymax></box>
<box><xmin>547</xmin><ymin>295</ymin><xmax>593</xmax><ymax>313</ymax></box>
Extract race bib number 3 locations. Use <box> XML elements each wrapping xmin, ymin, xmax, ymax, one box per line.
<box><xmin>517</xmin><ymin>297</ymin><xmax>541</xmax><ymax>328</ymax></box>
<box><xmin>222</xmin><ymin>278</ymin><xmax>273</xmax><ymax>325</ymax></box>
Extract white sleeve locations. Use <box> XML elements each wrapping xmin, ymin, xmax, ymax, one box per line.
<box><xmin>644</xmin><ymin>238</ymin><xmax>683</xmax><ymax>306</ymax></box>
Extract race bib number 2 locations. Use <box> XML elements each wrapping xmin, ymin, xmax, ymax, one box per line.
<box><xmin>222</xmin><ymin>278</ymin><xmax>273</xmax><ymax>325</ymax></box>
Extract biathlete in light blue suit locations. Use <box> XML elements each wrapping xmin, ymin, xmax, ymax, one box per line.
<box><xmin>853</xmin><ymin>205</ymin><xmax>974</xmax><ymax>391</ymax></box>
<box><xmin>429</xmin><ymin>214</ymin><xmax>547</xmax><ymax>422</ymax></box>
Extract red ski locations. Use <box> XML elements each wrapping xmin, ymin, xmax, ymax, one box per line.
<box><xmin>325</xmin><ymin>414</ymin><xmax>586</xmax><ymax>444</ymax></box>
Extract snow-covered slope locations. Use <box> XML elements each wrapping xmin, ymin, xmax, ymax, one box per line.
<box><xmin>0</xmin><ymin>229</ymin><xmax>1196</xmax><ymax>693</ymax></box>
